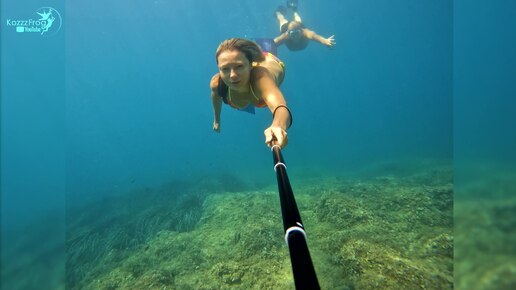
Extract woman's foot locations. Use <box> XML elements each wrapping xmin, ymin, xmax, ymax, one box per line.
<box><xmin>276</xmin><ymin>5</ymin><xmax>287</xmax><ymax>15</ymax></box>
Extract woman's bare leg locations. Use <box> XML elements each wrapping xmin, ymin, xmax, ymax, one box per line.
<box><xmin>276</xmin><ymin>10</ymin><xmax>289</xmax><ymax>31</ymax></box>
<box><xmin>293</xmin><ymin>12</ymin><xmax>302</xmax><ymax>23</ymax></box>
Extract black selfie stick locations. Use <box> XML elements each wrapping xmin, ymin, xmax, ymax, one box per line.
<box><xmin>271</xmin><ymin>144</ymin><xmax>320</xmax><ymax>289</ymax></box>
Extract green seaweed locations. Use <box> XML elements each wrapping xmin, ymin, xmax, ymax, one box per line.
<box><xmin>62</xmin><ymin>163</ymin><xmax>453</xmax><ymax>289</ymax></box>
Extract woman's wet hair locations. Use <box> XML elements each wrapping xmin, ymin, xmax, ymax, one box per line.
<box><xmin>216</xmin><ymin>38</ymin><xmax>265</xmax><ymax>64</ymax></box>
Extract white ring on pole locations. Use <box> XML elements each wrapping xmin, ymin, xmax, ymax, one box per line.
<box><xmin>284</xmin><ymin>226</ymin><xmax>307</xmax><ymax>245</ymax></box>
<box><xmin>271</xmin><ymin>144</ymin><xmax>281</xmax><ymax>151</ymax></box>
<box><xmin>274</xmin><ymin>162</ymin><xmax>286</xmax><ymax>172</ymax></box>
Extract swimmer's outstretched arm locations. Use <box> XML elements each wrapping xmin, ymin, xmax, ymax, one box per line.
<box><xmin>273</xmin><ymin>32</ymin><xmax>289</xmax><ymax>46</ymax></box>
<box><xmin>304</xmin><ymin>28</ymin><xmax>336</xmax><ymax>47</ymax></box>
<box><xmin>253</xmin><ymin>68</ymin><xmax>291</xmax><ymax>148</ymax></box>
<box><xmin>210</xmin><ymin>74</ymin><xmax>222</xmax><ymax>133</ymax></box>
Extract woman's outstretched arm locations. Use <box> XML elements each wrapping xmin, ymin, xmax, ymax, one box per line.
<box><xmin>210</xmin><ymin>74</ymin><xmax>222</xmax><ymax>132</ymax></box>
<box><xmin>253</xmin><ymin>68</ymin><xmax>292</xmax><ymax>148</ymax></box>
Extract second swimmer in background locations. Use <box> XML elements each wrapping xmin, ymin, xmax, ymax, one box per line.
<box><xmin>274</xmin><ymin>0</ymin><xmax>336</xmax><ymax>51</ymax></box>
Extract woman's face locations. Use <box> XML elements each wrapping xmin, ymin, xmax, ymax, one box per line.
<box><xmin>217</xmin><ymin>49</ymin><xmax>252</xmax><ymax>91</ymax></box>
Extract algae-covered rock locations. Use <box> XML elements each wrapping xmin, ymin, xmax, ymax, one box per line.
<box><xmin>67</xmin><ymin>163</ymin><xmax>453</xmax><ymax>289</ymax></box>
<box><xmin>211</xmin><ymin>262</ymin><xmax>245</xmax><ymax>285</ymax></box>
<box><xmin>336</xmin><ymin>239</ymin><xmax>451</xmax><ymax>289</ymax></box>
<box><xmin>424</xmin><ymin>233</ymin><xmax>453</xmax><ymax>257</ymax></box>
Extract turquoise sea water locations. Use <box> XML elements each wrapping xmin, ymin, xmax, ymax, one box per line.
<box><xmin>0</xmin><ymin>0</ymin><xmax>513</xmax><ymax>289</ymax></box>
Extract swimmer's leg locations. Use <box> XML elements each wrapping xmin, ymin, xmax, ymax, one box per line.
<box><xmin>293</xmin><ymin>11</ymin><xmax>302</xmax><ymax>23</ymax></box>
<box><xmin>276</xmin><ymin>6</ymin><xmax>289</xmax><ymax>32</ymax></box>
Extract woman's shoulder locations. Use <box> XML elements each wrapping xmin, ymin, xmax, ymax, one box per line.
<box><xmin>251</xmin><ymin>65</ymin><xmax>272</xmax><ymax>78</ymax></box>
